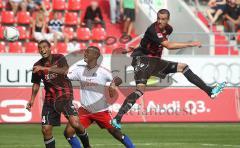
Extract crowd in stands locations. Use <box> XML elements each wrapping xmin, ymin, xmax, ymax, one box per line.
<box><xmin>0</xmin><ymin>0</ymin><xmax>139</xmax><ymax>53</ymax></box>
<box><xmin>205</xmin><ymin>0</ymin><xmax>240</xmax><ymax>43</ymax></box>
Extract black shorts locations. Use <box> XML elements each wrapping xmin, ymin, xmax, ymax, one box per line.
<box><xmin>41</xmin><ymin>99</ymin><xmax>78</xmax><ymax>126</ymax></box>
<box><xmin>124</xmin><ymin>8</ymin><xmax>135</xmax><ymax>21</ymax></box>
<box><xmin>131</xmin><ymin>56</ymin><xmax>178</xmax><ymax>85</ymax></box>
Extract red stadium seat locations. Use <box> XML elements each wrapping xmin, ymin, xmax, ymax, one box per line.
<box><xmin>1</xmin><ymin>11</ymin><xmax>15</xmax><ymax>24</ymax></box>
<box><xmin>89</xmin><ymin>42</ymin><xmax>105</xmax><ymax>53</ymax></box>
<box><xmin>25</xmin><ymin>42</ymin><xmax>38</xmax><ymax>53</ymax></box>
<box><xmin>49</xmin><ymin>11</ymin><xmax>63</xmax><ymax>20</ymax></box>
<box><xmin>0</xmin><ymin>0</ymin><xmax>3</xmax><ymax>9</ymax></box>
<box><xmin>16</xmin><ymin>26</ymin><xmax>28</xmax><ymax>40</ymax></box>
<box><xmin>105</xmin><ymin>43</ymin><xmax>119</xmax><ymax>54</ymax></box>
<box><xmin>9</xmin><ymin>42</ymin><xmax>23</xmax><ymax>53</ymax></box>
<box><xmin>0</xmin><ymin>42</ymin><xmax>6</xmax><ymax>53</ymax></box>
<box><xmin>63</xmin><ymin>27</ymin><xmax>75</xmax><ymax>40</ymax></box>
<box><xmin>43</xmin><ymin>0</ymin><xmax>51</xmax><ymax>10</ymax></box>
<box><xmin>56</xmin><ymin>42</ymin><xmax>67</xmax><ymax>53</ymax></box>
<box><xmin>78</xmin><ymin>42</ymin><xmax>87</xmax><ymax>50</ymax></box>
<box><xmin>77</xmin><ymin>27</ymin><xmax>91</xmax><ymax>41</ymax></box>
<box><xmin>0</xmin><ymin>26</ymin><xmax>5</xmax><ymax>39</ymax></box>
<box><xmin>53</xmin><ymin>0</ymin><xmax>66</xmax><ymax>11</ymax></box>
<box><xmin>65</xmin><ymin>12</ymin><xmax>78</xmax><ymax>25</ymax></box>
<box><xmin>16</xmin><ymin>11</ymin><xmax>31</xmax><ymax>25</ymax></box>
<box><xmin>91</xmin><ymin>28</ymin><xmax>106</xmax><ymax>41</ymax></box>
<box><xmin>68</xmin><ymin>0</ymin><xmax>81</xmax><ymax>11</ymax></box>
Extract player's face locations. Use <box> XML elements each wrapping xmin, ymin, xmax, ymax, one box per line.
<box><xmin>84</xmin><ymin>49</ymin><xmax>99</xmax><ymax>63</ymax></box>
<box><xmin>157</xmin><ymin>13</ymin><xmax>169</xmax><ymax>29</ymax></box>
<box><xmin>38</xmin><ymin>42</ymin><xmax>51</xmax><ymax>58</ymax></box>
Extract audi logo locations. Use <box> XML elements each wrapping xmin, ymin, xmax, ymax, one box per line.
<box><xmin>201</xmin><ymin>63</ymin><xmax>240</xmax><ymax>86</ymax></box>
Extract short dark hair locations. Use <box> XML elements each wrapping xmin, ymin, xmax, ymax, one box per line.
<box><xmin>38</xmin><ymin>40</ymin><xmax>51</xmax><ymax>48</ymax></box>
<box><xmin>87</xmin><ymin>46</ymin><xmax>100</xmax><ymax>54</ymax></box>
<box><xmin>157</xmin><ymin>9</ymin><xmax>170</xmax><ymax>18</ymax></box>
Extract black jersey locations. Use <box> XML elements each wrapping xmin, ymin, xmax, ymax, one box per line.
<box><xmin>31</xmin><ymin>54</ymin><xmax>73</xmax><ymax>105</ymax></box>
<box><xmin>131</xmin><ymin>22</ymin><xmax>173</xmax><ymax>58</ymax></box>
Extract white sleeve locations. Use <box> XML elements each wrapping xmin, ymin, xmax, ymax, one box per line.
<box><xmin>67</xmin><ymin>67</ymin><xmax>81</xmax><ymax>81</ymax></box>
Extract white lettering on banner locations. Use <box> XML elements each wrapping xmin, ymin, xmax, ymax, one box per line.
<box><xmin>185</xmin><ymin>100</ymin><xmax>210</xmax><ymax>115</ymax></box>
<box><xmin>0</xmin><ymin>100</ymin><xmax>32</xmax><ymax>122</ymax></box>
<box><xmin>109</xmin><ymin>100</ymin><xmax>211</xmax><ymax>115</ymax></box>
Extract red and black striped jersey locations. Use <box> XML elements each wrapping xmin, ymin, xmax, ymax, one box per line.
<box><xmin>131</xmin><ymin>22</ymin><xmax>173</xmax><ymax>58</ymax></box>
<box><xmin>31</xmin><ymin>54</ymin><xmax>73</xmax><ymax>105</ymax></box>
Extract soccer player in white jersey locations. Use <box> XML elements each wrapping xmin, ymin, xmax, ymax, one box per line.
<box><xmin>36</xmin><ymin>46</ymin><xmax>135</xmax><ymax>148</ymax></box>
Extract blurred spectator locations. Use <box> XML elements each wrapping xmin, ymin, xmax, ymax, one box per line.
<box><xmin>9</xmin><ymin>0</ymin><xmax>27</xmax><ymax>15</ymax></box>
<box><xmin>109</xmin><ymin>0</ymin><xmax>121</xmax><ymax>24</ymax></box>
<box><xmin>120</xmin><ymin>0</ymin><xmax>138</xmax><ymax>36</ymax></box>
<box><xmin>48</xmin><ymin>12</ymin><xmax>69</xmax><ymax>45</ymax></box>
<box><xmin>31</xmin><ymin>9</ymin><xmax>53</xmax><ymax>41</ymax></box>
<box><xmin>224</xmin><ymin>0</ymin><xmax>240</xmax><ymax>40</ymax></box>
<box><xmin>206</xmin><ymin>0</ymin><xmax>226</xmax><ymax>24</ymax></box>
<box><xmin>82</xmin><ymin>0</ymin><xmax>106</xmax><ymax>30</ymax></box>
<box><xmin>27</xmin><ymin>0</ymin><xmax>49</xmax><ymax>15</ymax></box>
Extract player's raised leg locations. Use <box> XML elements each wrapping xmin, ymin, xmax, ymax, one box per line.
<box><xmin>112</xmin><ymin>83</ymin><xmax>145</xmax><ymax>129</ymax></box>
<box><xmin>177</xmin><ymin>63</ymin><xmax>226</xmax><ymax>98</ymax></box>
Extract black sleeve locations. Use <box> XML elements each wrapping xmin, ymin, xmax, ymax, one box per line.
<box><xmin>84</xmin><ymin>7</ymin><xmax>91</xmax><ymax>20</ymax></box>
<box><xmin>97</xmin><ymin>8</ymin><xmax>103</xmax><ymax>20</ymax></box>
<box><xmin>31</xmin><ymin>66</ymin><xmax>41</xmax><ymax>84</ymax></box>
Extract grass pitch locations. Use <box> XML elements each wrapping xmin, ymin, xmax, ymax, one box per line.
<box><xmin>0</xmin><ymin>123</ymin><xmax>240</xmax><ymax>148</ymax></box>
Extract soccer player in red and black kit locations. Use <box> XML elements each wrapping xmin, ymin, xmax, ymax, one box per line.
<box><xmin>26</xmin><ymin>40</ymin><xmax>91</xmax><ymax>148</ymax></box>
<box><xmin>111</xmin><ymin>9</ymin><xmax>226</xmax><ymax>129</ymax></box>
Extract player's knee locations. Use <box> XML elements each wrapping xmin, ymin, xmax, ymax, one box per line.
<box><xmin>70</xmin><ymin>120</ymin><xmax>79</xmax><ymax>129</ymax></box>
<box><xmin>70</xmin><ymin>120</ymin><xmax>85</xmax><ymax>133</ymax></box>
<box><xmin>177</xmin><ymin>63</ymin><xmax>188</xmax><ymax>72</ymax></box>
<box><xmin>42</xmin><ymin>126</ymin><xmax>52</xmax><ymax>136</ymax></box>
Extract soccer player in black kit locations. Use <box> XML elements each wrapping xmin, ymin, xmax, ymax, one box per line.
<box><xmin>111</xmin><ymin>9</ymin><xmax>226</xmax><ymax>129</ymax></box>
<box><xmin>26</xmin><ymin>40</ymin><xmax>91</xmax><ymax>148</ymax></box>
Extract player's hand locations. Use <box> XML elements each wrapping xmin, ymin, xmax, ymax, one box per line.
<box><xmin>190</xmin><ymin>41</ymin><xmax>202</xmax><ymax>48</ymax></box>
<box><xmin>26</xmin><ymin>100</ymin><xmax>34</xmax><ymax>111</ymax></box>
<box><xmin>33</xmin><ymin>66</ymin><xmax>45</xmax><ymax>73</ymax></box>
<box><xmin>113</xmin><ymin>77</ymin><xmax>123</xmax><ymax>86</ymax></box>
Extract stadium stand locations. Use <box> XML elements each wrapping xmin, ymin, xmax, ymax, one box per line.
<box><xmin>1</xmin><ymin>0</ymin><xmax>237</xmax><ymax>55</ymax></box>
<box><xmin>189</xmin><ymin>0</ymin><xmax>239</xmax><ymax>55</ymax></box>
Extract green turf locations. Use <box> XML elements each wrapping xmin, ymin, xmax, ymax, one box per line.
<box><xmin>0</xmin><ymin>123</ymin><xmax>240</xmax><ymax>148</ymax></box>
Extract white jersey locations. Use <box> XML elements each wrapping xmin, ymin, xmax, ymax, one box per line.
<box><xmin>67</xmin><ymin>65</ymin><xmax>113</xmax><ymax>113</ymax></box>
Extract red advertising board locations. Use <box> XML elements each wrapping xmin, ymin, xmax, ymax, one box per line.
<box><xmin>0</xmin><ymin>87</ymin><xmax>240</xmax><ymax>123</ymax></box>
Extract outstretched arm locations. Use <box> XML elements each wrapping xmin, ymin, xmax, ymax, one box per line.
<box><xmin>161</xmin><ymin>40</ymin><xmax>201</xmax><ymax>50</ymax></box>
<box><xmin>26</xmin><ymin>83</ymin><xmax>40</xmax><ymax>111</ymax></box>
<box><xmin>33</xmin><ymin>65</ymin><xmax>69</xmax><ymax>75</ymax></box>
